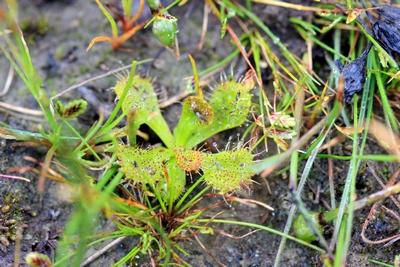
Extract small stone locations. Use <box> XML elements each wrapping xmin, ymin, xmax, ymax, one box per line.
<box><xmin>1</xmin><ymin>205</ymin><xmax>11</xmax><ymax>213</ymax></box>
<box><xmin>153</xmin><ymin>58</ymin><xmax>165</xmax><ymax>69</ymax></box>
<box><xmin>5</xmin><ymin>219</ymin><xmax>17</xmax><ymax>226</ymax></box>
<box><xmin>69</xmin><ymin>19</ymin><xmax>80</xmax><ymax>29</ymax></box>
<box><xmin>0</xmin><ymin>236</ymin><xmax>9</xmax><ymax>247</ymax></box>
<box><xmin>29</xmin><ymin>210</ymin><xmax>38</xmax><ymax>217</ymax></box>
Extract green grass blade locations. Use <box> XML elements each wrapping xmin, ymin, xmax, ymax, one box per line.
<box><xmin>95</xmin><ymin>0</ymin><xmax>119</xmax><ymax>37</ymax></box>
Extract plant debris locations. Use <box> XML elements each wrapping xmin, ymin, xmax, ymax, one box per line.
<box><xmin>336</xmin><ymin>43</ymin><xmax>371</xmax><ymax>103</ymax></box>
<box><xmin>338</xmin><ymin>4</ymin><xmax>400</xmax><ymax>104</ymax></box>
<box><xmin>370</xmin><ymin>5</ymin><xmax>400</xmax><ymax>60</ymax></box>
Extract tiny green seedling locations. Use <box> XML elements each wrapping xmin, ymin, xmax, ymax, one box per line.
<box><xmin>88</xmin><ymin>0</ymin><xmax>146</xmax><ymax>50</ymax></box>
<box><xmin>88</xmin><ymin>0</ymin><xmax>179</xmax><ymax>50</ymax></box>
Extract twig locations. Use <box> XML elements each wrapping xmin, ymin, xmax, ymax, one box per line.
<box><xmin>13</xmin><ymin>226</ymin><xmax>24</xmax><ymax>267</ymax></box>
<box><xmin>0</xmin><ymin>101</ymin><xmax>43</xmax><ymax>116</ymax></box>
<box><xmin>197</xmin><ymin>3</ymin><xmax>209</xmax><ymax>50</ymax></box>
<box><xmin>81</xmin><ymin>236</ymin><xmax>126</xmax><ymax>266</ymax></box>
<box><xmin>227</xmin><ymin>26</ymin><xmax>262</xmax><ymax>87</ymax></box>
<box><xmin>51</xmin><ymin>59</ymin><xmax>152</xmax><ymax>101</ymax></box>
<box><xmin>192</xmin><ymin>232</ymin><xmax>227</xmax><ymax>267</ymax></box>
<box><xmin>252</xmin><ymin>0</ymin><xmax>334</xmax><ymax>12</ymax></box>
<box><xmin>367</xmin><ymin>165</ymin><xmax>400</xmax><ymax>209</ymax></box>
<box><xmin>225</xmin><ymin>196</ymin><xmax>274</xmax><ymax>211</ymax></box>
<box><xmin>38</xmin><ymin>146</ymin><xmax>56</xmax><ymax>193</ymax></box>
<box><xmin>0</xmin><ymin>65</ymin><xmax>14</xmax><ymax>97</ymax></box>
<box><xmin>327</xmin><ymin>146</ymin><xmax>336</xmax><ymax>209</ymax></box>
<box><xmin>217</xmin><ymin>229</ymin><xmax>259</xmax><ymax>239</ymax></box>
<box><xmin>159</xmin><ymin>90</ymin><xmax>191</xmax><ymax>109</ymax></box>
<box><xmin>0</xmin><ymin>173</ymin><xmax>30</xmax><ymax>182</ymax></box>
<box><xmin>382</xmin><ymin>205</ymin><xmax>400</xmax><ymax>222</ymax></box>
<box><xmin>358</xmin><ymin>167</ymin><xmax>400</xmax><ymax>246</ymax></box>
<box><xmin>361</xmin><ymin>204</ymin><xmax>400</xmax><ymax>245</ymax></box>
<box><xmin>354</xmin><ymin>182</ymin><xmax>400</xmax><ymax>210</ymax></box>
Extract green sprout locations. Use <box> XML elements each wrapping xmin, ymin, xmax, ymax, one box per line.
<box><xmin>88</xmin><ymin>0</ymin><xmax>146</xmax><ymax>50</ymax></box>
<box><xmin>88</xmin><ymin>0</ymin><xmax>179</xmax><ymax>50</ymax></box>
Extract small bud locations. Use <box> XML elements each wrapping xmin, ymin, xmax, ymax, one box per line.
<box><xmin>26</xmin><ymin>252</ymin><xmax>52</xmax><ymax>267</ymax></box>
<box><xmin>146</xmin><ymin>0</ymin><xmax>161</xmax><ymax>11</ymax></box>
<box><xmin>152</xmin><ymin>14</ymin><xmax>178</xmax><ymax>46</ymax></box>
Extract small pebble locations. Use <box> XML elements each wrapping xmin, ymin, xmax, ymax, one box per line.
<box><xmin>153</xmin><ymin>58</ymin><xmax>166</xmax><ymax>69</ymax></box>
<box><xmin>30</xmin><ymin>210</ymin><xmax>38</xmax><ymax>217</ymax></box>
<box><xmin>0</xmin><ymin>236</ymin><xmax>9</xmax><ymax>247</ymax></box>
<box><xmin>5</xmin><ymin>219</ymin><xmax>17</xmax><ymax>226</ymax></box>
<box><xmin>1</xmin><ymin>205</ymin><xmax>11</xmax><ymax>213</ymax></box>
<box><xmin>69</xmin><ymin>19</ymin><xmax>80</xmax><ymax>29</ymax></box>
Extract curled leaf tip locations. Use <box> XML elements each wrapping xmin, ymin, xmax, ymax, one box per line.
<box><xmin>55</xmin><ymin>99</ymin><xmax>88</xmax><ymax>119</ymax></box>
<box><xmin>87</xmin><ymin>36</ymin><xmax>113</xmax><ymax>51</ymax></box>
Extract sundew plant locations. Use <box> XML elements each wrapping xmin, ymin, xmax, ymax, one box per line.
<box><xmin>0</xmin><ymin>6</ymin><xmax>304</xmax><ymax>263</ymax></box>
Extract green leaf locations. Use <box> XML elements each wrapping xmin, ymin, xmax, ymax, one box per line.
<box><xmin>116</xmin><ymin>145</ymin><xmax>186</xmax><ymax>199</ymax></box>
<box><xmin>121</xmin><ymin>0</ymin><xmax>133</xmax><ymax>18</ymax></box>
<box><xmin>377</xmin><ymin>49</ymin><xmax>389</xmax><ymax>68</ymax></box>
<box><xmin>114</xmin><ymin>75</ymin><xmax>174</xmax><ymax>147</ymax></box>
<box><xmin>55</xmin><ymin>99</ymin><xmax>88</xmax><ymax>119</ymax></box>
<box><xmin>95</xmin><ymin>0</ymin><xmax>119</xmax><ymax>37</ymax></box>
<box><xmin>116</xmin><ymin>145</ymin><xmax>170</xmax><ymax>185</ymax></box>
<box><xmin>165</xmin><ymin>157</ymin><xmax>186</xmax><ymax>201</ymax></box>
<box><xmin>293</xmin><ymin>212</ymin><xmax>323</xmax><ymax>243</ymax></box>
<box><xmin>174</xmin><ymin>80</ymin><xmax>253</xmax><ymax>148</ymax></box>
<box><xmin>202</xmin><ymin>149</ymin><xmax>254</xmax><ymax>194</ymax></box>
